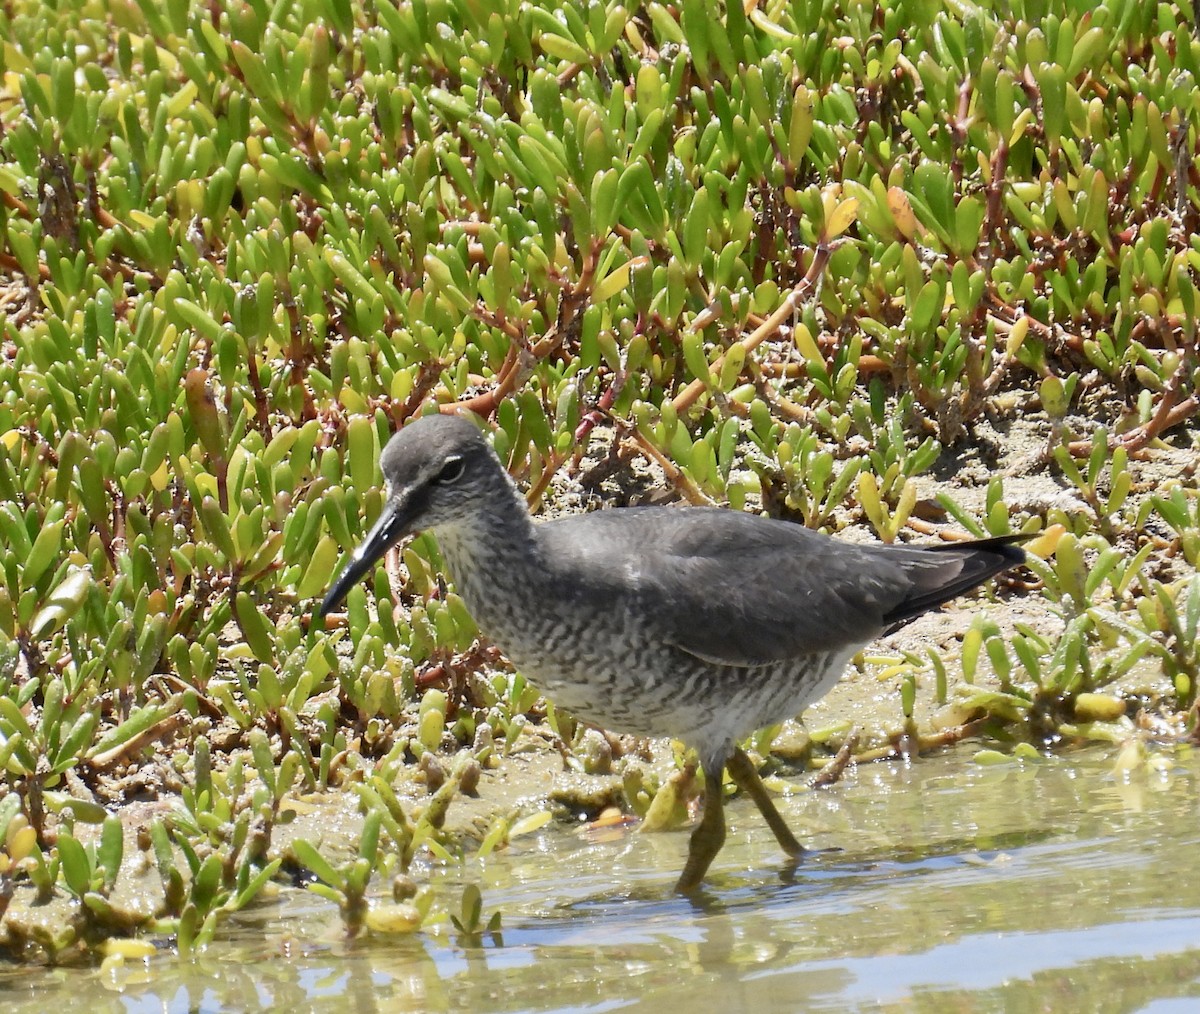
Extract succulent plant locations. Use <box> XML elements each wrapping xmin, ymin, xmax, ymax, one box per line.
<box><xmin>0</xmin><ymin>0</ymin><xmax>1196</xmax><ymax>959</ymax></box>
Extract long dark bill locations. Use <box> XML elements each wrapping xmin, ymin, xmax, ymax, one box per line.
<box><xmin>317</xmin><ymin>498</ymin><xmax>413</xmax><ymax>618</ymax></box>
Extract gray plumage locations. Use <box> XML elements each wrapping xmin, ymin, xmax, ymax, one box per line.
<box><xmin>319</xmin><ymin>413</ymin><xmax>1026</xmax><ymax>888</ymax></box>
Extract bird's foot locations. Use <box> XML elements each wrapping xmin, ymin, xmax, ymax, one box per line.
<box><xmin>674</xmin><ymin>760</ymin><xmax>728</xmax><ymax>892</ymax></box>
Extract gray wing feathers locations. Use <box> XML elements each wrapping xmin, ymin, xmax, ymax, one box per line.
<box><xmin>540</xmin><ymin>509</ymin><xmax>1025</xmax><ymax>670</ymax></box>
<box><xmin>644</xmin><ymin>532</ymin><xmax>907</xmax><ymax>665</ymax></box>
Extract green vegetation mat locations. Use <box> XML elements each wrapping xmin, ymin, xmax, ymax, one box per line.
<box><xmin>0</xmin><ymin>0</ymin><xmax>1197</xmax><ymax>960</ymax></box>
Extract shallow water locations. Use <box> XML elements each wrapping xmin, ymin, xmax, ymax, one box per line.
<box><xmin>3</xmin><ymin>744</ymin><xmax>1199</xmax><ymax>1012</ymax></box>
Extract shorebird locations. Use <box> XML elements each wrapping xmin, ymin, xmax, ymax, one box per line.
<box><xmin>319</xmin><ymin>414</ymin><xmax>1025</xmax><ymax>890</ymax></box>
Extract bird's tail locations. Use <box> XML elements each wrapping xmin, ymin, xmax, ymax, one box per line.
<box><xmin>881</xmin><ymin>533</ymin><xmax>1030</xmax><ymax>632</ymax></box>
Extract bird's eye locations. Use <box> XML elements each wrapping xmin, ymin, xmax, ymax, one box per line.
<box><xmin>434</xmin><ymin>456</ymin><xmax>465</xmax><ymax>484</ymax></box>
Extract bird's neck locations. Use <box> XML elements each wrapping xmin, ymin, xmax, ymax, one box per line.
<box><xmin>432</xmin><ymin>481</ymin><xmax>542</xmax><ymax>597</ymax></box>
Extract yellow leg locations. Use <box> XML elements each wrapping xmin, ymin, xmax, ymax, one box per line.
<box><xmin>727</xmin><ymin>747</ymin><xmax>806</xmax><ymax>858</ymax></box>
<box><xmin>675</xmin><ymin>760</ymin><xmax>726</xmax><ymax>892</ymax></box>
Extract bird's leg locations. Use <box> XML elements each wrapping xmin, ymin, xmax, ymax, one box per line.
<box><xmin>674</xmin><ymin>758</ymin><xmax>727</xmax><ymax>892</ymax></box>
<box><xmin>726</xmin><ymin>747</ymin><xmax>806</xmax><ymax>858</ymax></box>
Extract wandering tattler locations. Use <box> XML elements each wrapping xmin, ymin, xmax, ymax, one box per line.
<box><xmin>318</xmin><ymin>414</ymin><xmax>1026</xmax><ymax>890</ymax></box>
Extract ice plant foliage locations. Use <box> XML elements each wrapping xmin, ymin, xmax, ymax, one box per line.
<box><xmin>0</xmin><ymin>0</ymin><xmax>1196</xmax><ymax>956</ymax></box>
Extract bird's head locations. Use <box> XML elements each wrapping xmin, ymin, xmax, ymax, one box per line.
<box><xmin>317</xmin><ymin>413</ymin><xmax>499</xmax><ymax>618</ymax></box>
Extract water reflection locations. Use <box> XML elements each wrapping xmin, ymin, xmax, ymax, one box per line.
<box><xmin>4</xmin><ymin>746</ymin><xmax>1200</xmax><ymax>1011</ymax></box>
